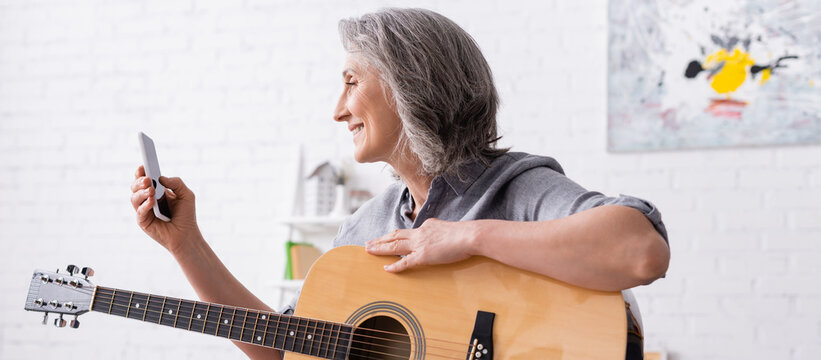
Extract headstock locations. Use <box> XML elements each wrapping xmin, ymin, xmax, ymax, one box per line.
<box><xmin>25</xmin><ymin>265</ymin><xmax>96</xmax><ymax>328</ymax></box>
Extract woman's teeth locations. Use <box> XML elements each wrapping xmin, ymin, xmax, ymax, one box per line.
<box><xmin>352</xmin><ymin>125</ymin><xmax>363</xmax><ymax>135</ymax></box>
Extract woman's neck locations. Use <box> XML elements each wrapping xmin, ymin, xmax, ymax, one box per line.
<box><xmin>390</xmin><ymin>154</ymin><xmax>433</xmax><ymax>221</ymax></box>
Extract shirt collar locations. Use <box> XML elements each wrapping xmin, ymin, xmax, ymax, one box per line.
<box><xmin>441</xmin><ymin>159</ymin><xmax>488</xmax><ymax>196</ymax></box>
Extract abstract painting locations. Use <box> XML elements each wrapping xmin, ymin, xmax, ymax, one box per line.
<box><xmin>608</xmin><ymin>0</ymin><xmax>821</xmax><ymax>152</ymax></box>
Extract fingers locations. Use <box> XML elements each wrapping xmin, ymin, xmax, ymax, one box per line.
<box><xmin>131</xmin><ymin>176</ymin><xmax>151</xmax><ymax>193</ymax></box>
<box><xmin>366</xmin><ymin>239</ymin><xmax>411</xmax><ymax>256</ymax></box>
<box><xmin>159</xmin><ymin>176</ymin><xmax>194</xmax><ymax>200</ymax></box>
<box><xmin>366</xmin><ymin>229</ymin><xmax>412</xmax><ymax>255</ymax></box>
<box><xmin>131</xmin><ymin>186</ymin><xmax>154</xmax><ymax>210</ymax></box>
<box><xmin>134</xmin><ymin>165</ymin><xmax>145</xmax><ymax>178</ymax></box>
<box><xmin>384</xmin><ymin>255</ymin><xmax>416</xmax><ymax>273</ymax></box>
<box><xmin>367</xmin><ymin>229</ymin><xmax>409</xmax><ymax>246</ymax></box>
<box><xmin>136</xmin><ymin>194</ymin><xmax>156</xmax><ymax>227</ymax></box>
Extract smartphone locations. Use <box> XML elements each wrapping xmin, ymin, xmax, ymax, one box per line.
<box><xmin>138</xmin><ymin>132</ymin><xmax>172</xmax><ymax>222</ymax></box>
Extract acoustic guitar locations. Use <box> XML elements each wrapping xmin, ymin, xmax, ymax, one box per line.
<box><xmin>24</xmin><ymin>245</ymin><xmax>627</xmax><ymax>359</ymax></box>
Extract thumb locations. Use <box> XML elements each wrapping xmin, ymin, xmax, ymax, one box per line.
<box><xmin>159</xmin><ymin>176</ymin><xmax>193</xmax><ymax>199</ymax></box>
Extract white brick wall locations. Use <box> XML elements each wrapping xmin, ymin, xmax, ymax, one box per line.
<box><xmin>1</xmin><ymin>0</ymin><xmax>819</xmax><ymax>359</ymax></box>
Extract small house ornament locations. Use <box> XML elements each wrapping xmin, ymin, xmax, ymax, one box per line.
<box><xmin>304</xmin><ymin>161</ymin><xmax>342</xmax><ymax>216</ymax></box>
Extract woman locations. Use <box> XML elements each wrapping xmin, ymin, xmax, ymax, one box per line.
<box><xmin>131</xmin><ymin>8</ymin><xmax>669</xmax><ymax>360</ymax></box>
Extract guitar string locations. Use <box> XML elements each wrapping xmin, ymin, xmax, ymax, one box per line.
<box><xmin>89</xmin><ymin>295</ymin><xmax>469</xmax><ymax>359</ymax></box>
<box><xmin>98</xmin><ymin>297</ymin><xmax>466</xmax><ymax>360</ymax></box>
<box><xmin>53</xmin><ymin>285</ymin><xmax>475</xmax><ymax>349</ymax></box>
<box><xmin>86</xmin><ymin>287</ymin><xmax>473</xmax><ymax>351</ymax></box>
<box><xmin>51</xmin><ymin>286</ymin><xmax>472</xmax><ymax>354</ymax></box>
<box><xmin>97</xmin><ymin>297</ymin><xmax>467</xmax><ymax>359</ymax></box>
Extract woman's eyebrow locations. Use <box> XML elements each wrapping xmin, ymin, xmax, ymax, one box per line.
<box><xmin>342</xmin><ymin>68</ymin><xmax>356</xmax><ymax>77</ymax></box>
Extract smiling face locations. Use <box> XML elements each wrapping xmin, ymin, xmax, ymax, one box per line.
<box><xmin>333</xmin><ymin>54</ymin><xmax>404</xmax><ymax>164</ymax></box>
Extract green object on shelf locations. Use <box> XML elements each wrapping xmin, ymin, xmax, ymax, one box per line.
<box><xmin>284</xmin><ymin>240</ymin><xmax>313</xmax><ymax>280</ymax></box>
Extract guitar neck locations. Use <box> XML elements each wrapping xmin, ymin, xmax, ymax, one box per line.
<box><xmin>90</xmin><ymin>286</ymin><xmax>353</xmax><ymax>359</ymax></box>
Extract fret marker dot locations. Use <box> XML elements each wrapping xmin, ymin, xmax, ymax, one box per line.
<box><xmin>257</xmin><ymin>336</ymin><xmax>262</xmax><ymax>341</ymax></box>
<box><xmin>307</xmin><ymin>335</ymin><xmax>312</xmax><ymax>340</ymax></box>
<box><xmin>168</xmin><ymin>310</ymin><xmax>173</xmax><ymax>315</ymax></box>
<box><xmin>261</xmin><ymin>315</ymin><xmax>266</xmax><ymax>320</ymax></box>
<box><xmin>197</xmin><ymin>314</ymin><xmax>202</xmax><ymax>319</ymax></box>
<box><xmin>135</xmin><ymin>303</ymin><xmax>140</xmax><ymax>308</ymax></box>
<box><xmin>289</xmin><ymin>331</ymin><xmax>295</xmax><ymax>336</ymax></box>
<box><xmin>224</xmin><ymin>319</ymin><xmax>229</xmax><ymax>324</ymax></box>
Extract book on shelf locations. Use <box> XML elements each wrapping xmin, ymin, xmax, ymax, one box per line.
<box><xmin>284</xmin><ymin>241</ymin><xmax>323</xmax><ymax>280</ymax></box>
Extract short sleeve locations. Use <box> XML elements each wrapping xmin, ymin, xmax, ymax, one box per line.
<box><xmin>591</xmin><ymin>194</ymin><xmax>669</xmax><ymax>244</ymax></box>
<box><xmin>510</xmin><ymin>166</ymin><xmax>669</xmax><ymax>244</ymax></box>
<box><xmin>278</xmin><ymin>289</ymin><xmax>299</xmax><ymax>315</ymax></box>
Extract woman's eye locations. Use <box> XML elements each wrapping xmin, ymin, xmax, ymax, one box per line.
<box><xmin>345</xmin><ymin>81</ymin><xmax>356</xmax><ymax>86</ymax></box>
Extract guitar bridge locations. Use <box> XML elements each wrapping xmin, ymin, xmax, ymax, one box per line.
<box><xmin>466</xmin><ymin>310</ymin><xmax>495</xmax><ymax>359</ymax></box>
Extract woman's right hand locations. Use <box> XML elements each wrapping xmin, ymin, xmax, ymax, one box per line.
<box><xmin>130</xmin><ymin>165</ymin><xmax>201</xmax><ymax>255</ymax></box>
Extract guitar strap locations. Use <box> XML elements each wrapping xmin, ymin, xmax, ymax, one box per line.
<box><xmin>625</xmin><ymin>301</ymin><xmax>644</xmax><ymax>360</ymax></box>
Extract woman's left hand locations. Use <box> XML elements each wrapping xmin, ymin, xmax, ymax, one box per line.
<box><xmin>365</xmin><ymin>218</ymin><xmax>479</xmax><ymax>272</ymax></box>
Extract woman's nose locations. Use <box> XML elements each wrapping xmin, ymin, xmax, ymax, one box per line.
<box><xmin>333</xmin><ymin>94</ymin><xmax>351</xmax><ymax>122</ymax></box>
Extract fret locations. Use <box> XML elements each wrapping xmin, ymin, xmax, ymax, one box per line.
<box><xmin>140</xmin><ymin>294</ymin><xmax>150</xmax><ymax>322</ymax></box>
<box><xmin>205</xmin><ymin>304</ymin><xmax>222</xmax><ymax>336</ymax></box>
<box><xmin>297</xmin><ymin>318</ymin><xmax>309</xmax><ymax>354</ymax></box>
<box><xmin>315</xmin><ymin>320</ymin><xmax>326</xmax><ymax>358</ymax></box>
<box><xmin>263</xmin><ymin>314</ymin><xmax>275</xmax><ymax>348</ymax></box>
<box><xmin>252</xmin><ymin>312</ymin><xmax>266</xmax><ymax>345</ymax></box>
<box><xmin>107</xmin><ymin>289</ymin><xmax>116</xmax><ymax>314</ymax></box>
<box><xmin>322</xmin><ymin>322</ymin><xmax>334</xmax><ymax>358</ymax></box>
<box><xmin>175</xmin><ymin>300</ymin><xmax>195</xmax><ymax>330</ymax></box>
<box><xmin>239</xmin><ymin>309</ymin><xmax>253</xmax><ymax>342</ymax></box>
<box><xmin>145</xmin><ymin>294</ymin><xmax>163</xmax><ymax>324</ymax></box>
<box><xmin>111</xmin><ymin>290</ymin><xmax>131</xmax><ymax>317</ymax></box>
<box><xmin>172</xmin><ymin>300</ymin><xmax>182</xmax><ymax>328</ymax></box>
<box><xmin>191</xmin><ymin>302</ymin><xmax>209</xmax><ymax>333</ymax></box>
<box><xmin>311</xmin><ymin>321</ymin><xmax>328</xmax><ymax>357</ymax></box>
<box><xmin>293</xmin><ymin>317</ymin><xmax>303</xmax><ymax>354</ymax></box>
<box><xmin>306</xmin><ymin>319</ymin><xmax>318</xmax><ymax>357</ymax></box>
<box><xmin>160</xmin><ymin>298</ymin><xmax>180</xmax><ymax>327</ymax></box>
<box><xmin>285</xmin><ymin>316</ymin><xmax>297</xmax><ymax>352</ymax></box>
<box><xmin>125</xmin><ymin>292</ymin><xmax>135</xmax><ymax>318</ymax></box>
<box><xmin>275</xmin><ymin>314</ymin><xmax>289</xmax><ymax>349</ymax></box>
<box><xmin>203</xmin><ymin>303</ymin><xmax>218</xmax><ymax>335</ymax></box>
<box><xmin>230</xmin><ymin>309</ymin><xmax>247</xmax><ymax>341</ymax></box>
<box><xmin>306</xmin><ymin>320</ymin><xmax>319</xmax><ymax>356</ymax></box>
<box><xmin>159</xmin><ymin>297</ymin><xmax>168</xmax><ymax>324</ymax></box>
<box><xmin>328</xmin><ymin>321</ymin><xmax>339</xmax><ymax>359</ymax></box>
<box><xmin>334</xmin><ymin>324</ymin><xmax>353</xmax><ymax>360</ymax></box>
<box><xmin>93</xmin><ymin>287</ymin><xmax>114</xmax><ymax>313</ymax></box>
<box><xmin>128</xmin><ymin>293</ymin><xmax>149</xmax><ymax>321</ymax></box>
<box><xmin>242</xmin><ymin>310</ymin><xmax>258</xmax><ymax>343</ymax></box>
<box><xmin>217</xmin><ymin>306</ymin><xmax>232</xmax><ymax>338</ymax></box>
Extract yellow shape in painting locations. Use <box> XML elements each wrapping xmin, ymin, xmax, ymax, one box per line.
<box><xmin>759</xmin><ymin>68</ymin><xmax>771</xmax><ymax>85</ymax></box>
<box><xmin>704</xmin><ymin>48</ymin><xmax>755</xmax><ymax>94</ymax></box>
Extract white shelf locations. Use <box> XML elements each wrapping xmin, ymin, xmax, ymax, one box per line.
<box><xmin>271</xmin><ymin>216</ymin><xmax>346</xmax><ymax>308</ymax></box>
<box><xmin>269</xmin><ymin>279</ymin><xmax>305</xmax><ymax>290</ymax></box>
<box><xmin>280</xmin><ymin>216</ymin><xmax>347</xmax><ymax>234</ymax></box>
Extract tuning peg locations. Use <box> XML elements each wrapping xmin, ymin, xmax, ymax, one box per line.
<box><xmin>66</xmin><ymin>265</ymin><xmax>79</xmax><ymax>276</ymax></box>
<box><xmin>70</xmin><ymin>315</ymin><xmax>80</xmax><ymax>329</ymax></box>
<box><xmin>54</xmin><ymin>314</ymin><xmax>66</xmax><ymax>328</ymax></box>
<box><xmin>42</xmin><ymin>312</ymin><xmax>49</xmax><ymax>325</ymax></box>
<box><xmin>81</xmin><ymin>267</ymin><xmax>94</xmax><ymax>279</ymax></box>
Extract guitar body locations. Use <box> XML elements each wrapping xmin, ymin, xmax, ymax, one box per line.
<box><xmin>292</xmin><ymin>246</ymin><xmax>626</xmax><ymax>360</ymax></box>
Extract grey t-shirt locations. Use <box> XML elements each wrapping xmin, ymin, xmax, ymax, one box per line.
<box><xmin>282</xmin><ymin>151</ymin><xmax>668</xmax><ymax>317</ymax></box>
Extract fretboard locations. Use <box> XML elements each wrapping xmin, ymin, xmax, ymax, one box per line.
<box><xmin>91</xmin><ymin>286</ymin><xmax>352</xmax><ymax>359</ymax></box>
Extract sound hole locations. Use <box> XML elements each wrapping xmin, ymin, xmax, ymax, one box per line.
<box><xmin>349</xmin><ymin>315</ymin><xmax>411</xmax><ymax>360</ymax></box>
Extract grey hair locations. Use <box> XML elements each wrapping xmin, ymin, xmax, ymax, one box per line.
<box><xmin>339</xmin><ymin>8</ymin><xmax>508</xmax><ymax>178</ymax></box>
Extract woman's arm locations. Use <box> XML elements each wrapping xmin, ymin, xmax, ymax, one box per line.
<box><xmin>366</xmin><ymin>204</ymin><xmax>669</xmax><ymax>291</ymax></box>
<box><xmin>170</xmin><ymin>232</ymin><xmax>282</xmax><ymax>360</ymax></box>
<box><xmin>131</xmin><ymin>167</ymin><xmax>282</xmax><ymax>360</ymax></box>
